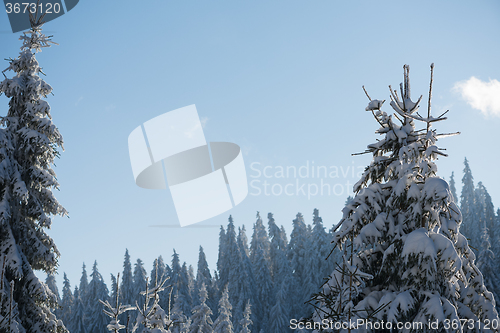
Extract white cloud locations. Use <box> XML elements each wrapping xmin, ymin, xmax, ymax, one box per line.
<box><xmin>453</xmin><ymin>77</ymin><xmax>500</xmax><ymax>117</ymax></box>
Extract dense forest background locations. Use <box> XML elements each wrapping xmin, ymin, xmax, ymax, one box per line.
<box><xmin>47</xmin><ymin>158</ymin><xmax>500</xmax><ymax>333</ymax></box>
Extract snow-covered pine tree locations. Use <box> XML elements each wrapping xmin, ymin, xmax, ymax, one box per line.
<box><xmin>70</xmin><ymin>286</ymin><xmax>87</xmax><ymax>333</ymax></box>
<box><xmin>217</xmin><ymin>216</ymin><xmax>247</xmax><ymax>326</ymax></box>
<box><xmin>86</xmin><ymin>261</ymin><xmax>110</xmax><ymax>333</ymax></box>
<box><xmin>267</xmin><ymin>213</ymin><xmax>293</xmax><ymax>333</ymax></box>
<box><xmin>0</xmin><ymin>12</ymin><xmax>67</xmax><ymax>333</ymax></box>
<box><xmin>288</xmin><ymin>212</ymin><xmax>311</xmax><ymax>319</ymax></box>
<box><xmin>250</xmin><ymin>212</ymin><xmax>270</xmax><ymax>264</ymax></box>
<box><xmin>79</xmin><ymin>263</ymin><xmax>89</xmax><ymax>309</ymax></box>
<box><xmin>188</xmin><ymin>283</ymin><xmax>213</xmax><ymax>333</ymax></box>
<box><xmin>46</xmin><ymin>272</ymin><xmax>61</xmax><ymax>317</ymax></box>
<box><xmin>237</xmin><ymin>302</ymin><xmax>252</xmax><ymax>333</ymax></box>
<box><xmin>110</xmin><ymin>274</ymin><xmax>118</xmax><ymax>309</ymax></box>
<box><xmin>476</xmin><ymin>182</ymin><xmax>496</xmax><ymax>236</ymax></box>
<box><xmin>60</xmin><ymin>273</ymin><xmax>74</xmax><ymax>328</ymax></box>
<box><xmin>150</xmin><ymin>256</ymin><xmax>171</xmax><ymax>315</ymax></box>
<box><xmin>477</xmin><ymin>223</ymin><xmax>500</xmax><ymax>316</ymax></box>
<box><xmin>178</xmin><ymin>262</ymin><xmax>194</xmax><ymax>316</ymax></box>
<box><xmin>234</xmin><ymin>224</ymin><xmax>256</xmax><ymax>332</ymax></box>
<box><xmin>251</xmin><ymin>243</ymin><xmax>273</xmax><ymax>333</ymax></box>
<box><xmin>170</xmin><ymin>250</ymin><xmax>182</xmax><ymax>305</ymax></box>
<box><xmin>216</xmin><ymin>223</ymin><xmax>229</xmax><ymax>320</ymax></box>
<box><xmin>213</xmin><ymin>286</ymin><xmax>234</xmax><ymax>333</ymax></box>
<box><xmin>460</xmin><ymin>158</ymin><xmax>480</xmax><ymax>251</ymax></box>
<box><xmin>196</xmin><ymin>246</ymin><xmax>215</xmax><ymax>313</ymax></box>
<box><xmin>134</xmin><ymin>259</ymin><xmax>148</xmax><ymax>308</ymax></box>
<box><xmin>170</xmin><ymin>293</ymin><xmax>189</xmax><ymax>333</ymax></box>
<box><xmin>121</xmin><ymin>249</ymin><xmax>135</xmax><ymax>311</ymax></box>
<box><xmin>269</xmin><ymin>280</ymin><xmax>291</xmax><ymax>333</ymax></box>
<box><xmin>309</xmin><ymin>64</ymin><xmax>500</xmax><ymax>332</ymax></box>
<box><xmin>449</xmin><ymin>172</ymin><xmax>459</xmax><ymax>203</ymax></box>
<box><xmin>310</xmin><ymin>209</ymin><xmax>332</xmax><ymax>299</ymax></box>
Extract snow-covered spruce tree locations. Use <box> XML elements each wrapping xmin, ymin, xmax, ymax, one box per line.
<box><xmin>134</xmin><ymin>259</ymin><xmax>148</xmax><ymax>309</ymax></box>
<box><xmin>460</xmin><ymin>158</ymin><xmax>480</xmax><ymax>252</ymax></box>
<box><xmin>46</xmin><ymin>272</ymin><xmax>61</xmax><ymax>317</ymax></box>
<box><xmin>476</xmin><ymin>224</ymin><xmax>500</xmax><ymax>314</ymax></box>
<box><xmin>86</xmin><ymin>261</ymin><xmax>110</xmax><ymax>333</ymax></box>
<box><xmin>288</xmin><ymin>212</ymin><xmax>311</xmax><ymax>319</ymax></box>
<box><xmin>0</xmin><ymin>13</ymin><xmax>67</xmax><ymax>333</ymax></box>
<box><xmin>268</xmin><ymin>213</ymin><xmax>293</xmax><ymax>333</ymax></box>
<box><xmin>60</xmin><ymin>273</ymin><xmax>74</xmax><ymax>327</ymax></box>
<box><xmin>121</xmin><ymin>249</ymin><xmax>135</xmax><ymax>311</ymax></box>
<box><xmin>309</xmin><ymin>64</ymin><xmax>500</xmax><ymax>332</ymax></box>
<box><xmin>449</xmin><ymin>172</ymin><xmax>458</xmax><ymax>204</ymax></box>
<box><xmin>170</xmin><ymin>293</ymin><xmax>189</xmax><ymax>333</ymax></box>
<box><xmin>237</xmin><ymin>301</ymin><xmax>252</xmax><ymax>333</ymax></box>
<box><xmin>178</xmin><ymin>262</ymin><xmax>194</xmax><ymax>316</ymax></box>
<box><xmin>196</xmin><ymin>246</ymin><xmax>216</xmax><ymax>313</ymax></box>
<box><xmin>188</xmin><ymin>283</ymin><xmax>213</xmax><ymax>333</ymax></box>
<box><xmin>70</xmin><ymin>286</ymin><xmax>87</xmax><ymax>333</ymax></box>
<box><xmin>235</xmin><ymin>225</ymin><xmax>256</xmax><ymax>332</ymax></box>
<box><xmin>213</xmin><ymin>285</ymin><xmax>234</xmax><ymax>333</ymax></box>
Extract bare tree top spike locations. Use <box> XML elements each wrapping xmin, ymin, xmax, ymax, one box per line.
<box><xmin>28</xmin><ymin>0</ymin><xmax>47</xmax><ymax>31</ymax></box>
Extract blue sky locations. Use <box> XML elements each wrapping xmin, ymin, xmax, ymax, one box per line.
<box><xmin>1</xmin><ymin>0</ymin><xmax>500</xmax><ymax>291</ymax></box>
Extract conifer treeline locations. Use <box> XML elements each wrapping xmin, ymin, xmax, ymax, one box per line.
<box><xmin>49</xmin><ymin>210</ymin><xmax>339</xmax><ymax>333</ymax></box>
<box><xmin>46</xmin><ymin>159</ymin><xmax>500</xmax><ymax>332</ymax></box>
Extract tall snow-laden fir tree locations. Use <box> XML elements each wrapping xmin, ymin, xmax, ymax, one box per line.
<box><xmin>267</xmin><ymin>212</ymin><xmax>293</xmax><ymax>333</ymax></box>
<box><xmin>60</xmin><ymin>273</ymin><xmax>73</xmax><ymax>327</ymax></box>
<box><xmin>213</xmin><ymin>286</ymin><xmax>233</xmax><ymax>333</ymax></box>
<box><xmin>86</xmin><ymin>261</ymin><xmax>110</xmax><ymax>333</ymax></box>
<box><xmin>250</xmin><ymin>212</ymin><xmax>270</xmax><ymax>264</ymax></box>
<box><xmin>288</xmin><ymin>212</ymin><xmax>311</xmax><ymax>319</ymax></box>
<box><xmin>269</xmin><ymin>279</ymin><xmax>291</xmax><ymax>333</ymax></box>
<box><xmin>309</xmin><ymin>64</ymin><xmax>500</xmax><ymax>332</ymax></box>
<box><xmin>251</xmin><ymin>243</ymin><xmax>272</xmax><ymax>333</ymax></box>
<box><xmin>79</xmin><ymin>263</ymin><xmax>89</xmax><ymax>307</ymax></box>
<box><xmin>170</xmin><ymin>293</ymin><xmax>189</xmax><ymax>333</ymax></box>
<box><xmin>476</xmin><ymin>182</ymin><xmax>496</xmax><ymax>236</ymax></box>
<box><xmin>449</xmin><ymin>172</ymin><xmax>458</xmax><ymax>203</ymax></box>
<box><xmin>110</xmin><ymin>274</ymin><xmax>118</xmax><ymax>310</ymax></box>
<box><xmin>237</xmin><ymin>301</ymin><xmax>252</xmax><ymax>333</ymax></box>
<box><xmin>46</xmin><ymin>272</ymin><xmax>61</xmax><ymax>317</ymax></box>
<box><xmin>134</xmin><ymin>258</ymin><xmax>148</xmax><ymax>308</ymax></box>
<box><xmin>477</xmin><ymin>223</ymin><xmax>500</xmax><ymax>316</ymax></box>
<box><xmin>309</xmin><ymin>209</ymin><xmax>332</xmax><ymax>298</ymax></box>
<box><xmin>178</xmin><ymin>262</ymin><xmax>194</xmax><ymax>316</ymax></box>
<box><xmin>150</xmin><ymin>256</ymin><xmax>171</xmax><ymax>315</ymax></box>
<box><xmin>196</xmin><ymin>246</ymin><xmax>216</xmax><ymax>313</ymax></box>
<box><xmin>70</xmin><ymin>286</ymin><xmax>87</xmax><ymax>333</ymax></box>
<box><xmin>188</xmin><ymin>283</ymin><xmax>213</xmax><ymax>333</ymax></box>
<box><xmin>120</xmin><ymin>249</ymin><xmax>135</xmax><ymax>309</ymax></box>
<box><xmin>460</xmin><ymin>158</ymin><xmax>479</xmax><ymax>251</ymax></box>
<box><xmin>234</xmin><ymin>225</ymin><xmax>255</xmax><ymax>332</ymax></box>
<box><xmin>0</xmin><ymin>13</ymin><xmax>68</xmax><ymax>333</ymax></box>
